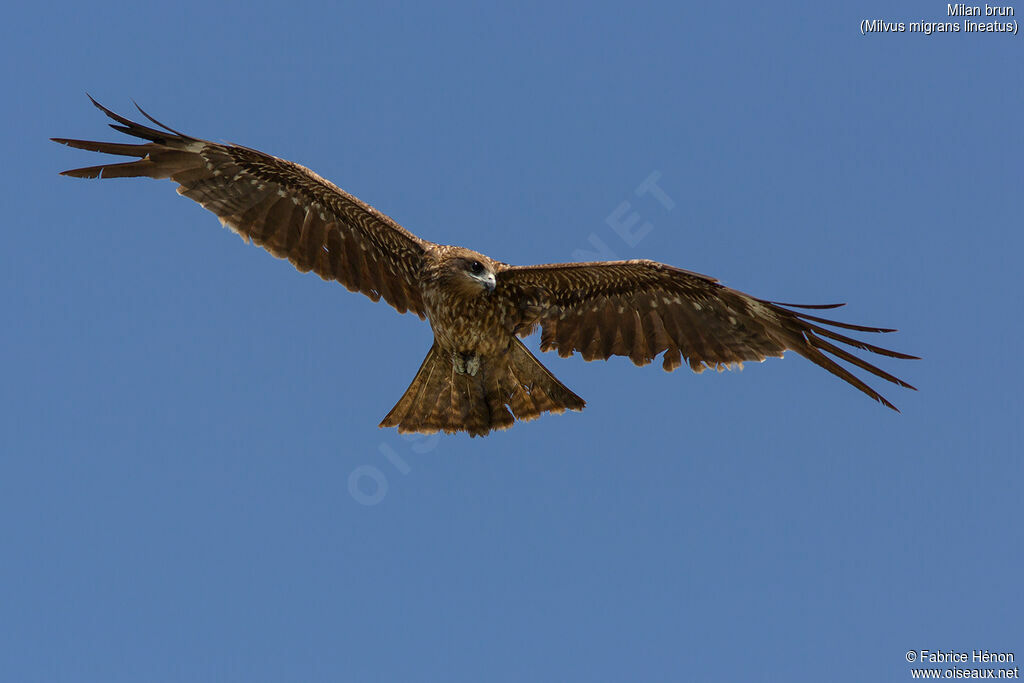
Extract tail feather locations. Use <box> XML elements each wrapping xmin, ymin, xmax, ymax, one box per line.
<box><xmin>380</xmin><ymin>339</ymin><xmax>585</xmax><ymax>437</ymax></box>
<box><xmin>386</xmin><ymin>345</ymin><xmax>444</xmax><ymax>429</ymax></box>
<box><xmin>504</xmin><ymin>345</ymin><xmax>585</xmax><ymax>421</ymax></box>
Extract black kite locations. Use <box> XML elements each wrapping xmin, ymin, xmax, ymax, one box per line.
<box><xmin>54</xmin><ymin>98</ymin><xmax>917</xmax><ymax>436</ymax></box>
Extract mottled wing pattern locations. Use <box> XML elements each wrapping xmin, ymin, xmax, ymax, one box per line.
<box><xmin>53</xmin><ymin>98</ymin><xmax>429</xmax><ymax>317</ymax></box>
<box><xmin>498</xmin><ymin>259</ymin><xmax>917</xmax><ymax>410</ymax></box>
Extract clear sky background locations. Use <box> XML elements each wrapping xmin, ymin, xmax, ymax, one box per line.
<box><xmin>2</xmin><ymin>2</ymin><xmax>1021</xmax><ymax>681</ymax></box>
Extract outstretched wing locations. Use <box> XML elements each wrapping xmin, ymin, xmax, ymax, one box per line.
<box><xmin>53</xmin><ymin>97</ymin><xmax>429</xmax><ymax>318</ymax></box>
<box><xmin>498</xmin><ymin>259</ymin><xmax>917</xmax><ymax>411</ymax></box>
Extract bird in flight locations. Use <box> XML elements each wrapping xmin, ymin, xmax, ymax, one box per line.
<box><xmin>54</xmin><ymin>97</ymin><xmax>917</xmax><ymax>437</ymax></box>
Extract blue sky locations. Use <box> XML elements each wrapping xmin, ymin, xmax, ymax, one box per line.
<box><xmin>3</xmin><ymin>2</ymin><xmax>1021</xmax><ymax>681</ymax></box>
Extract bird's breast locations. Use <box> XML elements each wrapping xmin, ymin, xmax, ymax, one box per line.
<box><xmin>422</xmin><ymin>288</ymin><xmax>514</xmax><ymax>357</ymax></box>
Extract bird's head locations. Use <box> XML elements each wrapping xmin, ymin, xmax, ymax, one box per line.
<box><xmin>431</xmin><ymin>247</ymin><xmax>498</xmax><ymax>298</ymax></box>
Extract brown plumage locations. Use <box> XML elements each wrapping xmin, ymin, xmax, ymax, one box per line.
<box><xmin>54</xmin><ymin>98</ymin><xmax>918</xmax><ymax>437</ymax></box>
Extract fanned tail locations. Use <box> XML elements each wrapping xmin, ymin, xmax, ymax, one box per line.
<box><xmin>379</xmin><ymin>339</ymin><xmax>585</xmax><ymax>437</ymax></box>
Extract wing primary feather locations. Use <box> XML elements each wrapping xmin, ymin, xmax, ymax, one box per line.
<box><xmin>51</xmin><ymin>138</ymin><xmax>150</xmax><ymax>157</ymax></box>
<box><xmin>770</xmin><ymin>301</ymin><xmax>846</xmax><ymax>310</ymax></box>
<box><xmin>87</xmin><ymin>95</ymin><xmax>185</xmax><ymax>144</ymax></box>
<box><xmin>59</xmin><ymin>160</ymin><xmax>155</xmax><ymax>179</ymax></box>
<box><xmin>805</xmin><ymin>332</ymin><xmax>917</xmax><ymax>390</ymax></box>
<box><xmin>131</xmin><ymin>100</ymin><xmax>195</xmax><ymax>139</ymax></box>
<box><xmin>796</xmin><ymin>342</ymin><xmax>901</xmax><ymax>411</ymax></box>
<box><xmin>786</xmin><ymin>310</ymin><xmax>898</xmax><ymax>333</ymax></box>
<box><xmin>800</xmin><ymin>321</ymin><xmax>920</xmax><ymax>360</ymax></box>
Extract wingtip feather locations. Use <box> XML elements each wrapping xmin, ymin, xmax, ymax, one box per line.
<box><xmin>770</xmin><ymin>300</ymin><xmax>847</xmax><ymax>310</ymax></box>
<box><xmin>132</xmin><ymin>99</ymin><xmax>193</xmax><ymax>138</ymax></box>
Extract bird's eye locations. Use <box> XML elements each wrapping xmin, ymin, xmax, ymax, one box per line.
<box><xmin>469</xmin><ymin>261</ymin><xmax>484</xmax><ymax>274</ymax></box>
